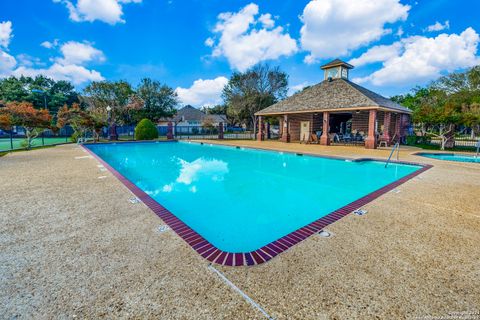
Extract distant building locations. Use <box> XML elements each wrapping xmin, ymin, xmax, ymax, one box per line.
<box><xmin>158</xmin><ymin>105</ymin><xmax>227</xmax><ymax>134</ymax></box>
<box><xmin>255</xmin><ymin>59</ymin><xmax>412</xmax><ymax>149</ymax></box>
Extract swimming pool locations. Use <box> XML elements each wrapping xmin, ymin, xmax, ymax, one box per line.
<box><xmin>416</xmin><ymin>152</ymin><xmax>480</xmax><ymax>163</ymax></box>
<box><xmin>85</xmin><ymin>141</ymin><xmax>428</xmax><ymax>266</ymax></box>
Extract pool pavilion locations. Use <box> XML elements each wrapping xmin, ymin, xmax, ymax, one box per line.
<box><xmin>255</xmin><ymin>59</ymin><xmax>412</xmax><ymax>149</ymax></box>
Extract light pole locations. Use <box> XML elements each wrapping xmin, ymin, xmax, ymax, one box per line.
<box><xmin>31</xmin><ymin>89</ymin><xmax>47</xmax><ymax>110</ymax></box>
<box><xmin>106</xmin><ymin>105</ymin><xmax>112</xmax><ymax>140</ymax></box>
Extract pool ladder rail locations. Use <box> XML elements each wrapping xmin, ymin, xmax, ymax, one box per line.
<box><xmin>385</xmin><ymin>142</ymin><xmax>400</xmax><ymax>168</ymax></box>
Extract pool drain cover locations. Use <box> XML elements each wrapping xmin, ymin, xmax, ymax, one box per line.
<box><xmin>157</xmin><ymin>225</ymin><xmax>171</xmax><ymax>233</ymax></box>
<box><xmin>129</xmin><ymin>197</ymin><xmax>141</xmax><ymax>204</ymax></box>
<box><xmin>354</xmin><ymin>209</ymin><xmax>368</xmax><ymax>216</ymax></box>
<box><xmin>318</xmin><ymin>230</ymin><xmax>331</xmax><ymax>237</ymax></box>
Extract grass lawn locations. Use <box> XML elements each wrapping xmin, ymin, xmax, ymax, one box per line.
<box><xmin>0</xmin><ymin>137</ymin><xmax>71</xmax><ymax>151</ymax></box>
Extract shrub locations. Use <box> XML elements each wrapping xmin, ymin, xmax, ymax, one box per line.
<box><xmin>135</xmin><ymin>118</ymin><xmax>158</xmax><ymax>140</ymax></box>
<box><xmin>405</xmin><ymin>135</ymin><xmax>417</xmax><ymax>146</ymax></box>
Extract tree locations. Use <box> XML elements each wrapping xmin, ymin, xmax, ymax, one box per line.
<box><xmin>83</xmin><ymin>80</ymin><xmax>135</xmax><ymax>125</ymax></box>
<box><xmin>136</xmin><ymin>78</ymin><xmax>177</xmax><ymax>122</ymax></box>
<box><xmin>0</xmin><ymin>102</ymin><xmax>52</xmax><ymax>149</ymax></box>
<box><xmin>57</xmin><ymin>104</ymin><xmax>104</xmax><ymax>142</ymax></box>
<box><xmin>222</xmin><ymin>63</ymin><xmax>288</xmax><ymax>130</ymax></box>
<box><xmin>0</xmin><ymin>76</ymin><xmax>80</xmax><ymax>116</ymax></box>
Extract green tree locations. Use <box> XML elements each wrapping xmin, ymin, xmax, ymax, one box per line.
<box><xmin>136</xmin><ymin>78</ymin><xmax>177</xmax><ymax>122</ymax></box>
<box><xmin>222</xmin><ymin>63</ymin><xmax>288</xmax><ymax>130</ymax></box>
<box><xmin>83</xmin><ymin>80</ymin><xmax>135</xmax><ymax>125</ymax></box>
<box><xmin>0</xmin><ymin>76</ymin><xmax>80</xmax><ymax>117</ymax></box>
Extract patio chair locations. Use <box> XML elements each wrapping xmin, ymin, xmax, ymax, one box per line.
<box><xmin>307</xmin><ymin>133</ymin><xmax>320</xmax><ymax>144</ymax></box>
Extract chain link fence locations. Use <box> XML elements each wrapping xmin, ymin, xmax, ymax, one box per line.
<box><xmin>0</xmin><ymin>126</ymin><xmax>74</xmax><ymax>152</ymax></box>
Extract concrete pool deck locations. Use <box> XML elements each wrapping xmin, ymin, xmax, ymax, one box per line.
<box><xmin>1</xmin><ymin>142</ymin><xmax>479</xmax><ymax>319</ymax></box>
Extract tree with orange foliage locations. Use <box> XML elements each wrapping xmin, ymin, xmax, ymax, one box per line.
<box><xmin>57</xmin><ymin>103</ymin><xmax>104</xmax><ymax>142</ymax></box>
<box><xmin>0</xmin><ymin>102</ymin><xmax>52</xmax><ymax>149</ymax></box>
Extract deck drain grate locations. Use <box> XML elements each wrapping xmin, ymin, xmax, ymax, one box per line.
<box><xmin>129</xmin><ymin>197</ymin><xmax>141</xmax><ymax>204</ymax></box>
<box><xmin>157</xmin><ymin>225</ymin><xmax>171</xmax><ymax>233</ymax></box>
<box><xmin>354</xmin><ymin>209</ymin><xmax>368</xmax><ymax>216</ymax></box>
<box><xmin>391</xmin><ymin>189</ymin><xmax>401</xmax><ymax>194</ymax></box>
<box><xmin>318</xmin><ymin>230</ymin><xmax>332</xmax><ymax>238</ymax></box>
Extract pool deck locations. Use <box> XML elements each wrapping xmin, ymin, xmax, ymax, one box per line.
<box><xmin>1</xmin><ymin>141</ymin><xmax>479</xmax><ymax>319</ymax></box>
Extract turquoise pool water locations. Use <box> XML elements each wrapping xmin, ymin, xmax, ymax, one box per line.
<box><xmin>417</xmin><ymin>153</ymin><xmax>480</xmax><ymax>163</ymax></box>
<box><xmin>86</xmin><ymin>142</ymin><xmax>421</xmax><ymax>252</ymax></box>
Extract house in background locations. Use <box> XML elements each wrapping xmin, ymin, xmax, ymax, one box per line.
<box><xmin>158</xmin><ymin>105</ymin><xmax>227</xmax><ymax>135</ymax></box>
<box><xmin>255</xmin><ymin>59</ymin><xmax>412</xmax><ymax>149</ymax></box>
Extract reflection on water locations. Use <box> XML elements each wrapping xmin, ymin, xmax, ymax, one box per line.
<box><xmin>160</xmin><ymin>157</ymin><xmax>229</xmax><ymax>194</ymax></box>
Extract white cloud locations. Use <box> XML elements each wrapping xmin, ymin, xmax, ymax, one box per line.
<box><xmin>12</xmin><ymin>63</ymin><xmax>104</xmax><ymax>85</ymax></box>
<box><xmin>0</xmin><ymin>51</ymin><xmax>16</xmax><ymax>76</ymax></box>
<box><xmin>176</xmin><ymin>76</ymin><xmax>228</xmax><ymax>107</ymax></box>
<box><xmin>425</xmin><ymin>20</ymin><xmax>449</xmax><ymax>32</ymax></box>
<box><xmin>0</xmin><ymin>24</ymin><xmax>105</xmax><ymax>85</ymax></box>
<box><xmin>352</xmin><ymin>28</ymin><xmax>480</xmax><ymax>86</ymax></box>
<box><xmin>300</xmin><ymin>0</ymin><xmax>410</xmax><ymax>63</ymax></box>
<box><xmin>57</xmin><ymin>41</ymin><xmax>105</xmax><ymax>65</ymax></box>
<box><xmin>349</xmin><ymin>43</ymin><xmax>403</xmax><ymax>67</ymax></box>
<box><xmin>0</xmin><ymin>21</ymin><xmax>13</xmax><ymax>48</ymax></box>
<box><xmin>53</xmin><ymin>0</ymin><xmax>142</xmax><ymax>25</ymax></box>
<box><xmin>208</xmin><ymin>3</ymin><xmax>297</xmax><ymax>71</ymax></box>
<box><xmin>41</xmin><ymin>39</ymin><xmax>59</xmax><ymax>49</ymax></box>
<box><xmin>204</xmin><ymin>37</ymin><xmax>214</xmax><ymax>47</ymax></box>
<box><xmin>288</xmin><ymin>81</ymin><xmax>310</xmax><ymax>96</ymax></box>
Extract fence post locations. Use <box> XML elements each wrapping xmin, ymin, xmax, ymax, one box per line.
<box><xmin>42</xmin><ymin>131</ymin><xmax>45</xmax><ymax>146</ymax></box>
<box><xmin>10</xmin><ymin>130</ymin><xmax>13</xmax><ymax>150</ymax></box>
<box><xmin>167</xmin><ymin>121</ymin><xmax>174</xmax><ymax>140</ymax></box>
<box><xmin>218</xmin><ymin>122</ymin><xmax>224</xmax><ymax>140</ymax></box>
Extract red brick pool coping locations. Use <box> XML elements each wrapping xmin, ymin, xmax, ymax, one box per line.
<box><xmin>82</xmin><ymin>141</ymin><xmax>432</xmax><ymax>267</ymax></box>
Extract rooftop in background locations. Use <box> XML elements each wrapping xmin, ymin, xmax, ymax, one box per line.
<box><xmin>159</xmin><ymin>105</ymin><xmax>227</xmax><ymax>124</ymax></box>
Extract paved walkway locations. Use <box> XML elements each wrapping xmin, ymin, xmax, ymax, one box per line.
<box><xmin>1</xmin><ymin>142</ymin><xmax>479</xmax><ymax>319</ymax></box>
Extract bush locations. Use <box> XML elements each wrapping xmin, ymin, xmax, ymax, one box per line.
<box><xmin>405</xmin><ymin>135</ymin><xmax>417</xmax><ymax>146</ymax></box>
<box><xmin>135</xmin><ymin>118</ymin><xmax>158</xmax><ymax>140</ymax></box>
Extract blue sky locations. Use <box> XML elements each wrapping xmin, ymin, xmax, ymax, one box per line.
<box><xmin>1</xmin><ymin>0</ymin><xmax>480</xmax><ymax>107</ymax></box>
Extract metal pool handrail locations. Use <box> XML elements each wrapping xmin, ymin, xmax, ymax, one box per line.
<box><xmin>385</xmin><ymin>142</ymin><xmax>400</xmax><ymax>168</ymax></box>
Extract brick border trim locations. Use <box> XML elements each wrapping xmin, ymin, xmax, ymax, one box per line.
<box><xmin>82</xmin><ymin>142</ymin><xmax>432</xmax><ymax>267</ymax></box>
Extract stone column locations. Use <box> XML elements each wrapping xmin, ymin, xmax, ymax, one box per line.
<box><xmin>320</xmin><ymin>111</ymin><xmax>330</xmax><ymax>145</ymax></box>
<box><xmin>218</xmin><ymin>122</ymin><xmax>224</xmax><ymax>140</ymax></box>
<box><xmin>257</xmin><ymin>116</ymin><xmax>264</xmax><ymax>141</ymax></box>
<box><xmin>365</xmin><ymin>110</ymin><xmax>377</xmax><ymax>149</ymax></box>
<box><xmin>383</xmin><ymin>112</ymin><xmax>392</xmax><ymax>145</ymax></box>
<box><xmin>167</xmin><ymin>121</ymin><xmax>174</xmax><ymax>140</ymax></box>
<box><xmin>280</xmin><ymin>114</ymin><xmax>290</xmax><ymax>142</ymax></box>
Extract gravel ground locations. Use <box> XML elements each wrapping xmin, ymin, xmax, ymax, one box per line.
<box><xmin>0</xmin><ymin>142</ymin><xmax>479</xmax><ymax>319</ymax></box>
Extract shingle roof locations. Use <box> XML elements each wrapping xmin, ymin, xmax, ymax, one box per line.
<box><xmin>173</xmin><ymin>105</ymin><xmax>205</xmax><ymax>122</ymax></box>
<box><xmin>320</xmin><ymin>59</ymin><xmax>354</xmax><ymax>70</ymax></box>
<box><xmin>256</xmin><ymin>78</ymin><xmax>411</xmax><ymax>115</ymax></box>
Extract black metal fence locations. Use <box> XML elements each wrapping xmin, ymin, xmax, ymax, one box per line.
<box><xmin>0</xmin><ymin>126</ymin><xmax>74</xmax><ymax>152</ymax></box>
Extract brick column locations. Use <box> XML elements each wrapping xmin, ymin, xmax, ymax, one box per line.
<box><xmin>257</xmin><ymin>116</ymin><xmax>264</xmax><ymax>141</ymax></box>
<box><xmin>383</xmin><ymin>112</ymin><xmax>391</xmax><ymax>145</ymax></box>
<box><xmin>167</xmin><ymin>121</ymin><xmax>174</xmax><ymax>140</ymax></box>
<box><xmin>395</xmin><ymin>114</ymin><xmax>401</xmax><ymax>141</ymax></box>
<box><xmin>320</xmin><ymin>111</ymin><xmax>330</xmax><ymax>145</ymax></box>
<box><xmin>218</xmin><ymin>122</ymin><xmax>224</xmax><ymax>139</ymax></box>
<box><xmin>280</xmin><ymin>114</ymin><xmax>290</xmax><ymax>142</ymax></box>
<box><xmin>365</xmin><ymin>110</ymin><xmax>377</xmax><ymax>149</ymax></box>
